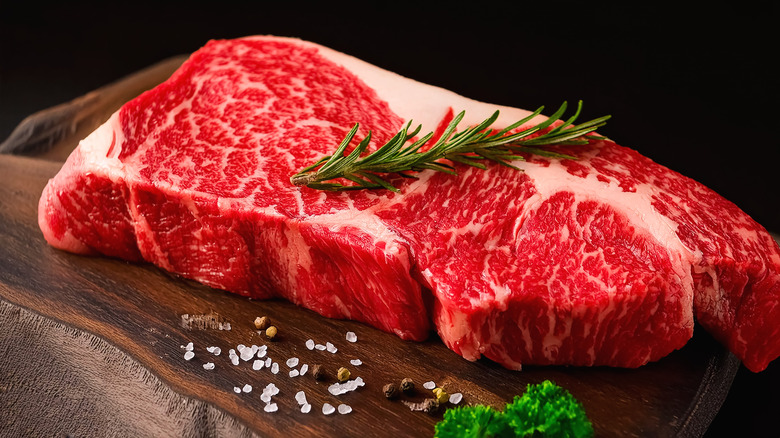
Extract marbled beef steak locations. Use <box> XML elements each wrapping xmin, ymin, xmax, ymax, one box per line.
<box><xmin>38</xmin><ymin>36</ymin><xmax>780</xmax><ymax>372</ymax></box>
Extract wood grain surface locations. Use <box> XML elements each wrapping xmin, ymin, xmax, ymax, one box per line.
<box><xmin>0</xmin><ymin>58</ymin><xmax>741</xmax><ymax>438</ymax></box>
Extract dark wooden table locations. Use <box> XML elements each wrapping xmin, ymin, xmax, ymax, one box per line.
<box><xmin>3</xmin><ymin>51</ymin><xmax>772</xmax><ymax>438</ymax></box>
<box><xmin>1</xmin><ymin>4</ymin><xmax>778</xmax><ymax>436</ymax></box>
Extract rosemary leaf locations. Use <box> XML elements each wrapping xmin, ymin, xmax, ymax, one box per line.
<box><xmin>290</xmin><ymin>101</ymin><xmax>610</xmax><ymax>191</ymax></box>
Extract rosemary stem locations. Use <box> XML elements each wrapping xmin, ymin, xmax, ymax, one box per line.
<box><xmin>289</xmin><ymin>101</ymin><xmax>609</xmax><ymax>192</ymax></box>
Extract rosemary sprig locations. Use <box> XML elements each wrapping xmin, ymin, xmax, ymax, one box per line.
<box><xmin>290</xmin><ymin>101</ymin><xmax>610</xmax><ymax>192</ymax></box>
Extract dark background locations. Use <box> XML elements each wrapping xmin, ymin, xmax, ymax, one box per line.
<box><xmin>1</xmin><ymin>2</ymin><xmax>777</xmax><ymax>436</ymax></box>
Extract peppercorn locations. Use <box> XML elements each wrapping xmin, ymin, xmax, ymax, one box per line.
<box><xmin>422</xmin><ymin>398</ymin><xmax>440</xmax><ymax>414</ymax></box>
<box><xmin>383</xmin><ymin>383</ymin><xmax>398</xmax><ymax>399</ymax></box>
<box><xmin>337</xmin><ymin>367</ymin><xmax>351</xmax><ymax>382</ymax></box>
<box><xmin>311</xmin><ymin>364</ymin><xmax>324</xmax><ymax>380</ymax></box>
<box><xmin>265</xmin><ymin>325</ymin><xmax>278</xmax><ymax>340</ymax></box>
<box><xmin>433</xmin><ymin>387</ymin><xmax>449</xmax><ymax>404</ymax></box>
<box><xmin>254</xmin><ymin>316</ymin><xmax>270</xmax><ymax>330</ymax></box>
<box><xmin>400</xmin><ymin>378</ymin><xmax>415</xmax><ymax>394</ymax></box>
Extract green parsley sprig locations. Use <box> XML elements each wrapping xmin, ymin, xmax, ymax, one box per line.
<box><xmin>434</xmin><ymin>380</ymin><xmax>594</xmax><ymax>438</ymax></box>
<box><xmin>290</xmin><ymin>101</ymin><xmax>610</xmax><ymax>192</ymax></box>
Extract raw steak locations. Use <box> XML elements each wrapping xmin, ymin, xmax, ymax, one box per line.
<box><xmin>38</xmin><ymin>36</ymin><xmax>780</xmax><ymax>372</ymax></box>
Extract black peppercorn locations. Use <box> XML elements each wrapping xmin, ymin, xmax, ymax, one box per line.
<box><xmin>383</xmin><ymin>383</ymin><xmax>398</xmax><ymax>399</ymax></box>
<box><xmin>400</xmin><ymin>378</ymin><xmax>415</xmax><ymax>394</ymax></box>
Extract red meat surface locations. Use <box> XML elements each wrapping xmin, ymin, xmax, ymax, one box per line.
<box><xmin>38</xmin><ymin>36</ymin><xmax>780</xmax><ymax>372</ymax></box>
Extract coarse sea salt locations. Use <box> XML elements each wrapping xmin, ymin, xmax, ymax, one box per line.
<box><xmin>257</xmin><ymin>345</ymin><xmax>268</xmax><ymax>358</ymax></box>
<box><xmin>264</xmin><ymin>383</ymin><xmax>280</xmax><ymax>396</ymax></box>
<box><xmin>252</xmin><ymin>360</ymin><xmax>264</xmax><ymax>371</ymax></box>
<box><xmin>237</xmin><ymin>344</ymin><xmax>246</xmax><ymax>352</ymax></box>
<box><xmin>286</xmin><ymin>357</ymin><xmax>299</xmax><ymax>368</ymax></box>
<box><xmin>240</xmin><ymin>348</ymin><xmax>254</xmax><ymax>362</ymax></box>
<box><xmin>314</xmin><ymin>344</ymin><xmax>326</xmax><ymax>351</ymax></box>
<box><xmin>346</xmin><ymin>331</ymin><xmax>357</xmax><ymax>343</ymax></box>
<box><xmin>233</xmin><ymin>387</ymin><xmax>241</xmax><ymax>394</ymax></box>
<box><xmin>295</xmin><ymin>391</ymin><xmax>307</xmax><ymax>405</ymax></box>
<box><xmin>203</xmin><ymin>362</ymin><xmax>215</xmax><ymax>370</ymax></box>
<box><xmin>326</xmin><ymin>342</ymin><xmax>338</xmax><ymax>353</ymax></box>
<box><xmin>349</xmin><ymin>359</ymin><xmax>362</xmax><ymax>366</ymax></box>
<box><xmin>264</xmin><ymin>403</ymin><xmax>278</xmax><ymax>413</ymax></box>
<box><xmin>423</xmin><ymin>381</ymin><xmax>436</xmax><ymax>390</ymax></box>
<box><xmin>271</xmin><ymin>362</ymin><xmax>280</xmax><ymax>374</ymax></box>
<box><xmin>183</xmin><ymin>351</ymin><xmax>195</xmax><ymax>361</ymax></box>
<box><xmin>301</xmin><ymin>403</ymin><xmax>312</xmax><ymax>413</ymax></box>
<box><xmin>289</xmin><ymin>369</ymin><xmax>300</xmax><ymax>378</ymax></box>
<box><xmin>242</xmin><ymin>384</ymin><xmax>253</xmax><ymax>393</ymax></box>
<box><xmin>338</xmin><ymin>404</ymin><xmax>352</xmax><ymax>415</ymax></box>
<box><xmin>322</xmin><ymin>403</ymin><xmax>336</xmax><ymax>415</ymax></box>
<box><xmin>327</xmin><ymin>377</ymin><xmax>365</xmax><ymax>395</ymax></box>
<box><xmin>300</xmin><ymin>364</ymin><xmax>309</xmax><ymax>375</ymax></box>
<box><xmin>206</xmin><ymin>346</ymin><xmax>221</xmax><ymax>355</ymax></box>
<box><xmin>449</xmin><ymin>393</ymin><xmax>463</xmax><ymax>404</ymax></box>
<box><xmin>305</xmin><ymin>339</ymin><xmax>315</xmax><ymax>350</ymax></box>
<box><xmin>230</xmin><ymin>355</ymin><xmax>240</xmax><ymax>366</ymax></box>
<box><xmin>265</xmin><ymin>357</ymin><xmax>272</xmax><ymax>368</ymax></box>
<box><xmin>182</xmin><ymin>342</ymin><xmax>194</xmax><ymax>351</ymax></box>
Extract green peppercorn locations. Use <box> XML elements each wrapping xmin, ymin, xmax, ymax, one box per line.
<box><xmin>337</xmin><ymin>367</ymin><xmax>351</xmax><ymax>382</ymax></box>
<box><xmin>265</xmin><ymin>325</ymin><xmax>278</xmax><ymax>340</ymax></box>
<box><xmin>433</xmin><ymin>387</ymin><xmax>449</xmax><ymax>404</ymax></box>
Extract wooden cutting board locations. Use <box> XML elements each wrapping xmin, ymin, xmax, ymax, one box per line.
<box><xmin>0</xmin><ymin>57</ymin><xmax>740</xmax><ymax>437</ymax></box>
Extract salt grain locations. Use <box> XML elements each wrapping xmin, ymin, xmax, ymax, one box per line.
<box><xmin>261</xmin><ymin>393</ymin><xmax>271</xmax><ymax>403</ymax></box>
<box><xmin>183</xmin><ymin>351</ymin><xmax>195</xmax><ymax>361</ymax></box>
<box><xmin>349</xmin><ymin>359</ymin><xmax>362</xmax><ymax>366</ymax></box>
<box><xmin>252</xmin><ymin>360</ymin><xmax>264</xmax><ymax>371</ymax></box>
<box><xmin>206</xmin><ymin>346</ymin><xmax>221</xmax><ymax>355</ymax></box>
<box><xmin>315</xmin><ymin>344</ymin><xmax>326</xmax><ymax>351</ymax></box>
<box><xmin>305</xmin><ymin>339</ymin><xmax>315</xmax><ymax>350</ymax></box>
<box><xmin>265</xmin><ymin>357</ymin><xmax>272</xmax><ymax>367</ymax></box>
<box><xmin>242</xmin><ymin>384</ymin><xmax>253</xmax><ymax>393</ymax></box>
<box><xmin>240</xmin><ymin>348</ymin><xmax>255</xmax><ymax>362</ymax></box>
<box><xmin>338</xmin><ymin>404</ymin><xmax>352</xmax><ymax>415</ymax></box>
<box><xmin>322</xmin><ymin>403</ymin><xmax>336</xmax><ymax>415</ymax></box>
<box><xmin>326</xmin><ymin>342</ymin><xmax>338</xmax><ymax>353</ymax></box>
<box><xmin>231</xmin><ymin>355</ymin><xmax>240</xmax><ymax>366</ymax></box>
<box><xmin>286</xmin><ymin>357</ymin><xmax>299</xmax><ymax>368</ymax></box>
<box><xmin>233</xmin><ymin>387</ymin><xmax>241</xmax><ymax>394</ymax></box>
<box><xmin>264</xmin><ymin>403</ymin><xmax>278</xmax><ymax>413</ymax></box>
<box><xmin>327</xmin><ymin>377</ymin><xmax>365</xmax><ymax>395</ymax></box>
<box><xmin>423</xmin><ymin>381</ymin><xmax>436</xmax><ymax>390</ymax></box>
<box><xmin>295</xmin><ymin>391</ymin><xmax>307</xmax><ymax>405</ymax></box>
<box><xmin>289</xmin><ymin>369</ymin><xmax>299</xmax><ymax>378</ymax></box>
<box><xmin>236</xmin><ymin>344</ymin><xmax>246</xmax><ymax>352</ymax></box>
<box><xmin>257</xmin><ymin>345</ymin><xmax>268</xmax><ymax>358</ymax></box>
<box><xmin>271</xmin><ymin>362</ymin><xmax>279</xmax><ymax>374</ymax></box>
<box><xmin>449</xmin><ymin>393</ymin><xmax>463</xmax><ymax>404</ymax></box>
<box><xmin>345</xmin><ymin>331</ymin><xmax>357</xmax><ymax>343</ymax></box>
<box><xmin>301</xmin><ymin>403</ymin><xmax>312</xmax><ymax>413</ymax></box>
<box><xmin>183</xmin><ymin>342</ymin><xmax>194</xmax><ymax>351</ymax></box>
<box><xmin>203</xmin><ymin>362</ymin><xmax>215</xmax><ymax>370</ymax></box>
<box><xmin>299</xmin><ymin>364</ymin><xmax>309</xmax><ymax>375</ymax></box>
<box><xmin>264</xmin><ymin>383</ymin><xmax>280</xmax><ymax>396</ymax></box>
